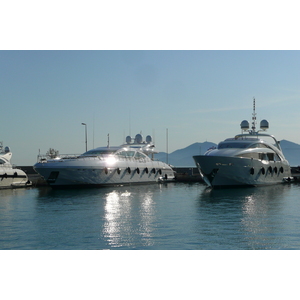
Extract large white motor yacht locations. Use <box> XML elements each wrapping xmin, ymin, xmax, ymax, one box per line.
<box><xmin>193</xmin><ymin>99</ymin><xmax>292</xmax><ymax>188</ymax></box>
<box><xmin>34</xmin><ymin>134</ymin><xmax>175</xmax><ymax>188</ymax></box>
<box><xmin>0</xmin><ymin>142</ymin><xmax>32</xmax><ymax>189</ymax></box>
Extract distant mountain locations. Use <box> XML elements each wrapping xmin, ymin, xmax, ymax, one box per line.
<box><xmin>156</xmin><ymin>140</ymin><xmax>300</xmax><ymax>167</ymax></box>
<box><xmin>280</xmin><ymin>140</ymin><xmax>300</xmax><ymax>166</ymax></box>
<box><xmin>156</xmin><ymin>142</ymin><xmax>217</xmax><ymax>167</ymax></box>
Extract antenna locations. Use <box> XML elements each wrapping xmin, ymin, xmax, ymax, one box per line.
<box><xmin>251</xmin><ymin>97</ymin><xmax>257</xmax><ymax>132</ymax></box>
<box><xmin>166</xmin><ymin>128</ymin><xmax>168</xmax><ymax>164</ymax></box>
<box><xmin>93</xmin><ymin>113</ymin><xmax>95</xmax><ymax>148</ymax></box>
<box><xmin>129</xmin><ymin>110</ymin><xmax>131</xmax><ymax>137</ymax></box>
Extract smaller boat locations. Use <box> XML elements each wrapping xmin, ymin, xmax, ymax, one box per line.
<box><xmin>34</xmin><ymin>134</ymin><xmax>175</xmax><ymax>188</ymax></box>
<box><xmin>193</xmin><ymin>99</ymin><xmax>292</xmax><ymax>188</ymax></box>
<box><xmin>0</xmin><ymin>142</ymin><xmax>32</xmax><ymax>189</ymax></box>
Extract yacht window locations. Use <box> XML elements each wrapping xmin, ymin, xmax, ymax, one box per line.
<box><xmin>259</xmin><ymin>153</ymin><xmax>274</xmax><ymax>161</ymax></box>
<box><xmin>236</xmin><ymin>152</ymin><xmax>260</xmax><ymax>159</ymax></box>
<box><xmin>83</xmin><ymin>149</ymin><xmax>117</xmax><ymax>156</ymax></box>
<box><xmin>127</xmin><ymin>151</ymin><xmax>135</xmax><ymax>157</ymax></box>
<box><xmin>116</xmin><ymin>151</ymin><xmax>135</xmax><ymax>158</ymax></box>
<box><xmin>274</xmin><ymin>153</ymin><xmax>281</xmax><ymax>161</ymax></box>
<box><xmin>250</xmin><ymin>143</ymin><xmax>269</xmax><ymax>149</ymax></box>
<box><xmin>135</xmin><ymin>152</ymin><xmax>147</xmax><ymax>159</ymax></box>
<box><xmin>218</xmin><ymin>142</ymin><xmax>249</xmax><ymax>149</ymax></box>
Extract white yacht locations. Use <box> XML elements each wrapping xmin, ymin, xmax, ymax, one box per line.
<box><xmin>193</xmin><ymin>99</ymin><xmax>292</xmax><ymax>188</ymax></box>
<box><xmin>0</xmin><ymin>142</ymin><xmax>32</xmax><ymax>189</ymax></box>
<box><xmin>34</xmin><ymin>134</ymin><xmax>175</xmax><ymax>188</ymax></box>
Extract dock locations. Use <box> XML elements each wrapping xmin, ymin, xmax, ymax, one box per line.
<box><xmin>291</xmin><ymin>166</ymin><xmax>300</xmax><ymax>181</ymax></box>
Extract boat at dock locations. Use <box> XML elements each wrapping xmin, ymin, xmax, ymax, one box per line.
<box><xmin>0</xmin><ymin>142</ymin><xmax>32</xmax><ymax>189</ymax></box>
<box><xmin>34</xmin><ymin>134</ymin><xmax>175</xmax><ymax>188</ymax></box>
<box><xmin>193</xmin><ymin>99</ymin><xmax>292</xmax><ymax>188</ymax></box>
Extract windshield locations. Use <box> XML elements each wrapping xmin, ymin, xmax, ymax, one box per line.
<box><xmin>218</xmin><ymin>142</ymin><xmax>250</xmax><ymax>149</ymax></box>
<box><xmin>82</xmin><ymin>149</ymin><xmax>118</xmax><ymax>156</ymax></box>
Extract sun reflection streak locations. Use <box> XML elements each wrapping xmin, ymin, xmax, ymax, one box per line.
<box><xmin>240</xmin><ymin>185</ymin><xmax>287</xmax><ymax>249</ymax></box>
<box><xmin>103</xmin><ymin>188</ymin><xmax>155</xmax><ymax>248</ymax></box>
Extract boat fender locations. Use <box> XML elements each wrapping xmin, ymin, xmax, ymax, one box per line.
<box><xmin>127</xmin><ymin>167</ymin><xmax>131</xmax><ymax>174</ymax></box>
<box><xmin>152</xmin><ymin>168</ymin><xmax>156</xmax><ymax>174</ymax></box>
<box><xmin>145</xmin><ymin>167</ymin><xmax>149</xmax><ymax>174</ymax></box>
<box><xmin>261</xmin><ymin>167</ymin><xmax>265</xmax><ymax>175</ymax></box>
<box><xmin>136</xmin><ymin>168</ymin><xmax>140</xmax><ymax>174</ymax></box>
<box><xmin>280</xmin><ymin>167</ymin><xmax>284</xmax><ymax>173</ymax></box>
<box><xmin>274</xmin><ymin>167</ymin><xmax>278</xmax><ymax>174</ymax></box>
<box><xmin>250</xmin><ymin>167</ymin><xmax>255</xmax><ymax>175</ymax></box>
<box><xmin>268</xmin><ymin>166</ymin><xmax>272</xmax><ymax>173</ymax></box>
<box><xmin>104</xmin><ymin>167</ymin><xmax>108</xmax><ymax>174</ymax></box>
<box><xmin>158</xmin><ymin>169</ymin><xmax>162</xmax><ymax>175</ymax></box>
<box><xmin>117</xmin><ymin>168</ymin><xmax>121</xmax><ymax>175</ymax></box>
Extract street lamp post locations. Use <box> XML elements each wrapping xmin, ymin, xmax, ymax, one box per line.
<box><xmin>81</xmin><ymin>123</ymin><xmax>87</xmax><ymax>152</ymax></box>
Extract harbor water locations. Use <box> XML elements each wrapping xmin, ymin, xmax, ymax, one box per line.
<box><xmin>1</xmin><ymin>181</ymin><xmax>300</xmax><ymax>250</ymax></box>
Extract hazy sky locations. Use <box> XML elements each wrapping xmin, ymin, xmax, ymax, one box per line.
<box><xmin>1</xmin><ymin>50</ymin><xmax>300</xmax><ymax>165</ymax></box>
<box><xmin>2</xmin><ymin>0</ymin><xmax>300</xmax><ymax>165</ymax></box>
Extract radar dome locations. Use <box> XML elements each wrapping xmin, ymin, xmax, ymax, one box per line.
<box><xmin>126</xmin><ymin>136</ymin><xmax>132</xmax><ymax>144</ymax></box>
<box><xmin>146</xmin><ymin>135</ymin><xmax>152</xmax><ymax>143</ymax></box>
<box><xmin>260</xmin><ymin>119</ymin><xmax>269</xmax><ymax>130</ymax></box>
<box><xmin>240</xmin><ymin>120</ymin><xmax>249</xmax><ymax>131</ymax></box>
<box><xmin>135</xmin><ymin>134</ymin><xmax>143</xmax><ymax>144</ymax></box>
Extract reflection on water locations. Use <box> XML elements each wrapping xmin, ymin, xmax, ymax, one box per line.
<box><xmin>1</xmin><ymin>182</ymin><xmax>300</xmax><ymax>249</ymax></box>
<box><xmin>240</xmin><ymin>184</ymin><xmax>293</xmax><ymax>249</ymax></box>
<box><xmin>103</xmin><ymin>188</ymin><xmax>155</xmax><ymax>249</ymax></box>
<box><xmin>198</xmin><ymin>184</ymin><xmax>297</xmax><ymax>249</ymax></box>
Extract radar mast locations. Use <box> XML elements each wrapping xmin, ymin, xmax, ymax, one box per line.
<box><xmin>251</xmin><ymin>97</ymin><xmax>257</xmax><ymax>132</ymax></box>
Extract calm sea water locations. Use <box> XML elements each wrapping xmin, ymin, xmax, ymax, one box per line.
<box><xmin>1</xmin><ymin>182</ymin><xmax>300</xmax><ymax>250</ymax></box>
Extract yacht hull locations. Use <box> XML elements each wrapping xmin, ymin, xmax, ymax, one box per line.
<box><xmin>34</xmin><ymin>158</ymin><xmax>175</xmax><ymax>188</ymax></box>
<box><xmin>0</xmin><ymin>169</ymin><xmax>31</xmax><ymax>189</ymax></box>
<box><xmin>193</xmin><ymin>155</ymin><xmax>291</xmax><ymax>188</ymax></box>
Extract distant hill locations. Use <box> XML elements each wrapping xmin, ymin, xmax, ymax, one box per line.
<box><xmin>156</xmin><ymin>142</ymin><xmax>217</xmax><ymax>167</ymax></box>
<box><xmin>280</xmin><ymin>140</ymin><xmax>300</xmax><ymax>166</ymax></box>
<box><xmin>156</xmin><ymin>140</ymin><xmax>300</xmax><ymax>167</ymax></box>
